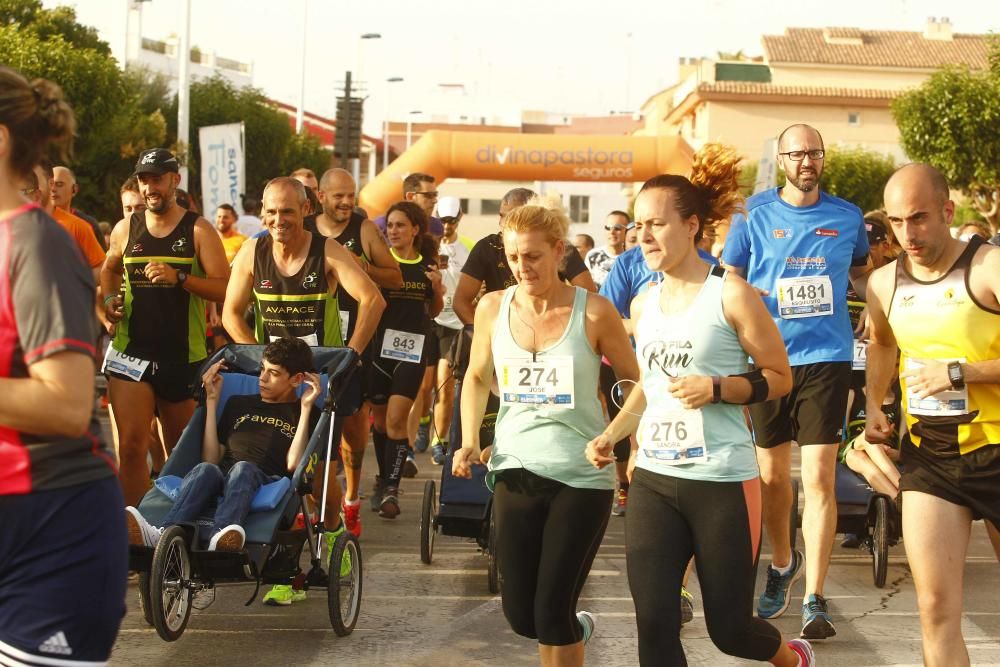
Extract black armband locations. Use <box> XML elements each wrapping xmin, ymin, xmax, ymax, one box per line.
<box><xmin>726</xmin><ymin>368</ymin><xmax>769</xmax><ymax>405</ymax></box>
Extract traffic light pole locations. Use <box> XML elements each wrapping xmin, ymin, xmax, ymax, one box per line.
<box><xmin>340</xmin><ymin>71</ymin><xmax>352</xmax><ymax>169</ymax></box>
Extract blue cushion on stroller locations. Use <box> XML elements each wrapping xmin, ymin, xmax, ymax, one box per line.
<box><xmin>439</xmin><ymin>452</ymin><xmax>491</xmax><ymax>505</ymax></box>
<box><xmin>154</xmin><ymin>474</ymin><xmax>291</xmax><ymax>513</ymax></box>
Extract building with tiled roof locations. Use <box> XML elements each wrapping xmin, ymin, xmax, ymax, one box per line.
<box><xmin>639</xmin><ymin>18</ymin><xmax>993</xmax><ymax>163</ymax></box>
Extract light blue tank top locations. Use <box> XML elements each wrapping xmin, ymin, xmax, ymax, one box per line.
<box><xmin>488</xmin><ymin>286</ymin><xmax>614</xmax><ymax>491</ymax></box>
<box><xmin>634</xmin><ymin>266</ymin><xmax>758</xmax><ymax>482</ymax></box>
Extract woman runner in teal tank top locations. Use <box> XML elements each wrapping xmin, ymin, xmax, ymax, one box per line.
<box><xmin>453</xmin><ymin>201</ymin><xmax>638</xmax><ymax>666</ymax></box>
<box><xmin>584</xmin><ymin>145</ymin><xmax>813</xmax><ymax>667</ymax></box>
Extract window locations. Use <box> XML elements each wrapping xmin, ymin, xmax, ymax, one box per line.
<box><xmin>848</xmin><ymin>112</ymin><xmax>861</xmax><ymax>127</ymax></box>
<box><xmin>569</xmin><ymin>195</ymin><xmax>590</xmax><ymax>224</ymax></box>
<box><xmin>480</xmin><ymin>199</ymin><xmax>501</xmax><ymax>216</ymax></box>
<box><xmin>459</xmin><ymin>198</ymin><xmax>469</xmax><ymax>212</ymax></box>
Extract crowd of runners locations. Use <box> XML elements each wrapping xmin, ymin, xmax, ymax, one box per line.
<box><xmin>1</xmin><ymin>65</ymin><xmax>998</xmax><ymax>667</ymax></box>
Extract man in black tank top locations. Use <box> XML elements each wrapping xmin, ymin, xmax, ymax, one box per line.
<box><xmin>101</xmin><ymin>148</ymin><xmax>231</xmax><ymax>507</ymax></box>
<box><xmin>222</xmin><ymin>176</ymin><xmax>385</xmax><ymax>547</ymax></box>
<box><xmin>312</xmin><ymin>168</ymin><xmax>402</xmax><ymax>536</ymax></box>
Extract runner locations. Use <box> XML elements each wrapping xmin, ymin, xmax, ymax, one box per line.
<box><xmin>372</xmin><ymin>172</ymin><xmax>445</xmax><ymax>238</ymax></box>
<box><xmin>583</xmin><ymin>210</ymin><xmax>630</xmax><ymax>288</ymax></box>
<box><xmin>215</xmin><ymin>203</ymin><xmax>247</xmax><ymax>264</ymax></box>
<box><xmin>864</xmin><ymin>163</ymin><xmax>1000</xmax><ymax>667</ymax></box>
<box><xmin>368</xmin><ymin>201</ymin><xmax>444</xmax><ymax>518</ymax></box>
<box><xmin>428</xmin><ymin>199</ymin><xmax>471</xmax><ymax>464</ymax></box>
<box><xmin>453</xmin><ymin>201</ymin><xmax>638</xmax><ymax>667</ymax></box>
<box><xmin>311</xmin><ymin>167</ymin><xmax>403</xmax><ymax>537</ymax></box>
<box><xmin>721</xmin><ymin>123</ymin><xmax>873</xmax><ymax>639</ymax></box>
<box><xmin>0</xmin><ymin>65</ymin><xmax>126</xmax><ymax>667</ymax></box>
<box><xmin>584</xmin><ymin>147</ymin><xmax>812</xmax><ymax>666</ymax></box>
<box><xmin>101</xmin><ymin>147</ymin><xmax>231</xmax><ymax>507</ymax></box>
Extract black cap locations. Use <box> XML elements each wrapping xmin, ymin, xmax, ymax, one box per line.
<box><xmin>133</xmin><ymin>148</ymin><xmax>180</xmax><ymax>176</ymax></box>
<box><xmin>865</xmin><ymin>220</ymin><xmax>888</xmax><ymax>244</ymax></box>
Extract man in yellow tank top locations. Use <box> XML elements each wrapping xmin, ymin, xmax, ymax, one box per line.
<box><xmin>863</xmin><ymin>163</ymin><xmax>1000</xmax><ymax>667</ymax></box>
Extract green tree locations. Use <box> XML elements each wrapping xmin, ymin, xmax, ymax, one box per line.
<box><xmin>892</xmin><ymin>36</ymin><xmax>1000</xmax><ymax>231</ymax></box>
<box><xmin>0</xmin><ymin>1</ymin><xmax>166</xmax><ymax>220</ymax></box>
<box><xmin>820</xmin><ymin>146</ymin><xmax>896</xmax><ymax>213</ymax></box>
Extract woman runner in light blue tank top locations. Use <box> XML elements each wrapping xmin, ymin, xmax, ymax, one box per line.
<box><xmin>585</xmin><ymin>145</ymin><xmax>813</xmax><ymax>667</ymax></box>
<box><xmin>453</xmin><ymin>201</ymin><xmax>638</xmax><ymax>667</ymax></box>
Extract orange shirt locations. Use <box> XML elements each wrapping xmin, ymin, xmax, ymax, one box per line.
<box><xmin>52</xmin><ymin>207</ymin><xmax>105</xmax><ymax>268</ymax></box>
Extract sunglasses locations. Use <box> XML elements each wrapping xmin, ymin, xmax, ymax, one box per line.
<box><xmin>605</xmin><ymin>223</ymin><xmax>635</xmax><ymax>232</ymax></box>
<box><xmin>416</xmin><ymin>191</ymin><xmax>439</xmax><ymax>198</ymax></box>
<box><xmin>19</xmin><ymin>187</ymin><xmax>38</xmax><ymax>197</ymax></box>
<box><xmin>441</xmin><ymin>216</ymin><xmax>460</xmax><ymax>225</ymax></box>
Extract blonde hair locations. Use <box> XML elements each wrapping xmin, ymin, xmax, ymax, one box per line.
<box><xmin>501</xmin><ymin>193</ymin><xmax>571</xmax><ymax>247</ymax></box>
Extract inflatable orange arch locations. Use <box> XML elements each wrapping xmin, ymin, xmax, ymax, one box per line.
<box><xmin>359</xmin><ymin>130</ymin><xmax>694</xmax><ymax>218</ymax></box>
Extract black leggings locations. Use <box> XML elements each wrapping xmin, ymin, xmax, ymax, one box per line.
<box><xmin>493</xmin><ymin>468</ymin><xmax>612</xmax><ymax>646</ymax></box>
<box><xmin>626</xmin><ymin>468</ymin><xmax>781</xmax><ymax>666</ymax></box>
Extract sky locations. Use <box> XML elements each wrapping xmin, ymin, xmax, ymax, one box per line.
<box><xmin>48</xmin><ymin>0</ymin><xmax>999</xmax><ymax>136</ymax></box>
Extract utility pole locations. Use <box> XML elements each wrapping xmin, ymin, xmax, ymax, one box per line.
<box><xmin>334</xmin><ymin>71</ymin><xmax>363</xmax><ymax>171</ymax></box>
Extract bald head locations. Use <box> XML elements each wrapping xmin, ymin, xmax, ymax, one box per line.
<box><xmin>777</xmin><ymin>124</ymin><xmax>823</xmax><ymax>152</ymax></box>
<box><xmin>318</xmin><ymin>168</ymin><xmax>358</xmax><ymax>224</ymax></box>
<box><xmin>884</xmin><ymin>163</ymin><xmax>955</xmax><ymax>265</ymax></box>
<box><xmin>885</xmin><ymin>163</ymin><xmax>950</xmax><ymax>207</ymax></box>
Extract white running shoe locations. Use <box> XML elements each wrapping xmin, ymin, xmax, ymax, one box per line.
<box><xmin>208</xmin><ymin>524</ymin><xmax>246</xmax><ymax>552</ymax></box>
<box><xmin>125</xmin><ymin>506</ymin><xmax>162</xmax><ymax>547</ymax></box>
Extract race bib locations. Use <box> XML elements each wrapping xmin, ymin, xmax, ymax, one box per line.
<box><xmin>381</xmin><ymin>328</ymin><xmax>424</xmax><ymax>363</ymax></box>
<box><xmin>339</xmin><ymin>310</ymin><xmax>350</xmax><ymax>337</ymax></box>
<box><xmin>776</xmin><ymin>275</ymin><xmax>833</xmax><ymax>319</ymax></box>
<box><xmin>905</xmin><ymin>357</ymin><xmax>969</xmax><ymax>416</ymax></box>
<box><xmin>852</xmin><ymin>340</ymin><xmax>867</xmax><ymax>371</ymax></box>
<box><xmin>499</xmin><ymin>355</ymin><xmax>575</xmax><ymax>408</ymax></box>
<box><xmin>102</xmin><ymin>347</ymin><xmax>151</xmax><ymax>381</ymax></box>
<box><xmin>269</xmin><ymin>333</ymin><xmax>319</xmax><ymax>347</ymax></box>
<box><xmin>638</xmin><ymin>401</ymin><xmax>707</xmax><ymax>465</ymax></box>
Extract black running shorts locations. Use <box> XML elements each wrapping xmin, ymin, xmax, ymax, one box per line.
<box><xmin>899</xmin><ymin>437</ymin><xmax>1000</xmax><ymax>529</ymax></box>
<box><xmin>750</xmin><ymin>361</ymin><xmax>852</xmax><ymax>448</ymax></box>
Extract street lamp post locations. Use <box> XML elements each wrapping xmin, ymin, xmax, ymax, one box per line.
<box><xmin>406</xmin><ymin>110</ymin><xmax>422</xmax><ymax>151</ymax></box>
<box><xmin>177</xmin><ymin>0</ymin><xmax>192</xmax><ymax>187</ymax></box>
<box><xmin>382</xmin><ymin>76</ymin><xmax>403</xmax><ymax>169</ymax></box>
<box><xmin>353</xmin><ymin>33</ymin><xmax>380</xmax><ymax>183</ymax></box>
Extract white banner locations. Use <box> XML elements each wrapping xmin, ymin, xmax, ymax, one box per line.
<box><xmin>199</xmin><ymin>122</ymin><xmax>245</xmax><ymax>217</ymax></box>
<box><xmin>753</xmin><ymin>138</ymin><xmax>778</xmax><ymax>195</ymax></box>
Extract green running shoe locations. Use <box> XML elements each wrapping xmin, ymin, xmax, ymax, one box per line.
<box><xmin>262</xmin><ymin>584</ymin><xmax>306</xmax><ymax>606</ymax></box>
<box><xmin>324</xmin><ymin>521</ymin><xmax>352</xmax><ymax>578</ymax></box>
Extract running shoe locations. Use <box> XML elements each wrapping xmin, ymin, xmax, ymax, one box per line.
<box><xmin>208</xmin><ymin>524</ymin><xmax>245</xmax><ymax>552</ymax></box>
<box><xmin>840</xmin><ymin>533</ymin><xmax>861</xmax><ymax>549</ymax></box>
<box><xmin>324</xmin><ymin>522</ymin><xmax>352</xmax><ymax>577</ymax></box>
<box><xmin>414</xmin><ymin>420</ymin><xmax>430</xmax><ymax>453</ymax></box>
<box><xmin>379</xmin><ymin>487</ymin><xmax>400</xmax><ymax>519</ymax></box>
<box><xmin>403</xmin><ymin>452</ymin><xmax>419</xmax><ymax>478</ymax></box>
<box><xmin>576</xmin><ymin>611</ymin><xmax>596</xmax><ymax>644</ymax></box>
<box><xmin>611</xmin><ymin>487</ymin><xmax>628</xmax><ymax>517</ymax></box>
<box><xmin>262</xmin><ymin>585</ymin><xmax>306</xmax><ymax>606</ymax></box>
<box><xmin>125</xmin><ymin>506</ymin><xmax>162</xmax><ymax>547</ymax></box>
<box><xmin>430</xmin><ymin>443</ymin><xmax>446</xmax><ymax>466</ymax></box>
<box><xmin>343</xmin><ymin>500</ymin><xmax>362</xmax><ymax>537</ymax></box>
<box><xmin>787</xmin><ymin>638</ymin><xmax>815</xmax><ymax>666</ymax></box>
<box><xmin>757</xmin><ymin>549</ymin><xmax>804</xmax><ymax>619</ymax></box>
<box><xmin>801</xmin><ymin>593</ymin><xmax>836</xmax><ymax>640</ymax></box>
<box><xmin>370</xmin><ymin>475</ymin><xmax>385</xmax><ymax>512</ymax></box>
<box><xmin>680</xmin><ymin>587</ymin><xmax>695</xmax><ymax>625</ymax></box>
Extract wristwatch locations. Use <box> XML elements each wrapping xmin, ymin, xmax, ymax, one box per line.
<box><xmin>176</xmin><ymin>270</ymin><xmax>189</xmax><ymax>287</ymax></box>
<box><xmin>947</xmin><ymin>361</ymin><xmax>965</xmax><ymax>390</ymax></box>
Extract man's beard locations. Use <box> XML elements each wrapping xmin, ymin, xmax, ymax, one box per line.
<box><xmin>787</xmin><ymin>169</ymin><xmax>820</xmax><ymax>193</ymax></box>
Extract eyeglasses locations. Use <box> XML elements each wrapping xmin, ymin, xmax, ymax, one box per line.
<box><xmin>416</xmin><ymin>191</ymin><xmax>439</xmax><ymax>199</ymax></box>
<box><xmin>605</xmin><ymin>222</ymin><xmax>635</xmax><ymax>232</ymax></box>
<box><xmin>779</xmin><ymin>149</ymin><xmax>825</xmax><ymax>161</ymax></box>
<box><xmin>19</xmin><ymin>187</ymin><xmax>38</xmax><ymax>197</ymax></box>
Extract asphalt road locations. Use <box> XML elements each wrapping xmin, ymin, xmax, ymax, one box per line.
<box><xmin>109</xmin><ymin>436</ymin><xmax>1000</xmax><ymax>666</ymax></box>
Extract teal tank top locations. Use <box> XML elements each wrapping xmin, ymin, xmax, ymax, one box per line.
<box><xmin>488</xmin><ymin>286</ymin><xmax>613</xmax><ymax>491</ymax></box>
<box><xmin>634</xmin><ymin>266</ymin><xmax>758</xmax><ymax>482</ymax></box>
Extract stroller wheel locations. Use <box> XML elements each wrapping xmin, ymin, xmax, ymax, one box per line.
<box><xmin>328</xmin><ymin>531</ymin><xmax>363</xmax><ymax>636</ymax></box>
<box><xmin>420</xmin><ymin>480</ymin><xmax>437</xmax><ymax>565</ymax></box>
<box><xmin>871</xmin><ymin>495</ymin><xmax>891</xmax><ymax>588</ymax></box>
<box><xmin>149</xmin><ymin>526</ymin><xmax>194</xmax><ymax>641</ymax></box>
